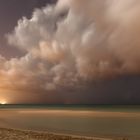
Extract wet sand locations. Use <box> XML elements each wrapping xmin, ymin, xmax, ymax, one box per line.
<box><xmin>0</xmin><ymin>128</ymin><xmax>114</xmax><ymax>140</ymax></box>
<box><xmin>0</xmin><ymin>110</ymin><xmax>137</xmax><ymax>140</ymax></box>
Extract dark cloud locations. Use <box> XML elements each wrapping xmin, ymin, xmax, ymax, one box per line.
<box><xmin>0</xmin><ymin>0</ymin><xmax>140</xmax><ymax>104</ymax></box>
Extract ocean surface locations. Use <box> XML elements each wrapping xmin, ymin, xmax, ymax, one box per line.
<box><xmin>0</xmin><ymin>105</ymin><xmax>140</xmax><ymax>139</ymax></box>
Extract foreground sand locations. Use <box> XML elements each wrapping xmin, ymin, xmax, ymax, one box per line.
<box><xmin>0</xmin><ymin>128</ymin><xmax>115</xmax><ymax>140</ymax></box>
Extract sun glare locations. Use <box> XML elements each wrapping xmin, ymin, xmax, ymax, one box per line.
<box><xmin>0</xmin><ymin>101</ymin><xmax>7</xmax><ymax>105</ymax></box>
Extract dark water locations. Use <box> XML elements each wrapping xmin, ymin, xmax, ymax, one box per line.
<box><xmin>0</xmin><ymin>105</ymin><xmax>140</xmax><ymax>139</ymax></box>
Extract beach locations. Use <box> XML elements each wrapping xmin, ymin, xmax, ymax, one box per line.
<box><xmin>0</xmin><ymin>105</ymin><xmax>139</xmax><ymax>140</ymax></box>
<box><xmin>0</xmin><ymin>128</ymin><xmax>113</xmax><ymax>140</ymax></box>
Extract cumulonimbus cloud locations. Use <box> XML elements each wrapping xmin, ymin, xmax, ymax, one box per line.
<box><xmin>1</xmin><ymin>0</ymin><xmax>140</xmax><ymax>92</ymax></box>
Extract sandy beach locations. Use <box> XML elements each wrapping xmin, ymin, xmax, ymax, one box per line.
<box><xmin>0</xmin><ymin>128</ymin><xmax>115</xmax><ymax>140</ymax></box>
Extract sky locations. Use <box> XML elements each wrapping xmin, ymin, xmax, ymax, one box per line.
<box><xmin>0</xmin><ymin>0</ymin><xmax>140</xmax><ymax>104</ymax></box>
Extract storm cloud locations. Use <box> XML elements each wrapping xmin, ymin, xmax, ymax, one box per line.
<box><xmin>0</xmin><ymin>0</ymin><xmax>140</xmax><ymax>103</ymax></box>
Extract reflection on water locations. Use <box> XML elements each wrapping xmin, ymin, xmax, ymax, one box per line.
<box><xmin>0</xmin><ymin>105</ymin><xmax>140</xmax><ymax>139</ymax></box>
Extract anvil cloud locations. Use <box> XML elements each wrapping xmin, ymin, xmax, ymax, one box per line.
<box><xmin>0</xmin><ymin>0</ymin><xmax>140</xmax><ymax>103</ymax></box>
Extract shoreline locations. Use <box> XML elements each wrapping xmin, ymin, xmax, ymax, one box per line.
<box><xmin>0</xmin><ymin>128</ymin><xmax>114</xmax><ymax>140</ymax></box>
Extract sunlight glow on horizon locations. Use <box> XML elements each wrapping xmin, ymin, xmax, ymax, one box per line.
<box><xmin>0</xmin><ymin>100</ymin><xmax>7</xmax><ymax>105</ymax></box>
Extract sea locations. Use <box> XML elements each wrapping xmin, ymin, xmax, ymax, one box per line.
<box><xmin>0</xmin><ymin>105</ymin><xmax>140</xmax><ymax>139</ymax></box>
